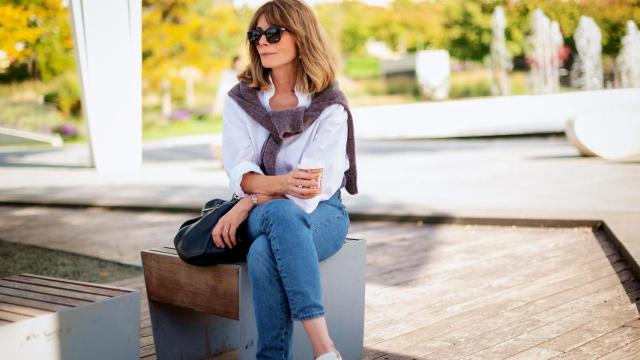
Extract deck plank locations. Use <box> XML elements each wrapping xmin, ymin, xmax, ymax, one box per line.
<box><xmin>4</xmin><ymin>275</ymin><xmax>129</xmax><ymax>297</ymax></box>
<box><xmin>101</xmin><ymin>222</ymin><xmax>638</xmax><ymax>360</ymax></box>
<box><xmin>0</xmin><ymin>279</ymin><xmax>111</xmax><ymax>302</ymax></box>
<box><xmin>0</xmin><ymin>301</ymin><xmax>52</xmax><ymax>316</ymax></box>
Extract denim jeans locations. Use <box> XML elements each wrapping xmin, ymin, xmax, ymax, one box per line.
<box><xmin>245</xmin><ymin>188</ymin><xmax>350</xmax><ymax>359</ymax></box>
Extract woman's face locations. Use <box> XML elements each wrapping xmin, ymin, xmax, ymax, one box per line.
<box><xmin>254</xmin><ymin>15</ymin><xmax>298</xmax><ymax>69</ymax></box>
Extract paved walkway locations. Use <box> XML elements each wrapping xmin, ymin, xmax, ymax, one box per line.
<box><xmin>1</xmin><ymin>134</ymin><xmax>638</xmax><ymax>213</ymax></box>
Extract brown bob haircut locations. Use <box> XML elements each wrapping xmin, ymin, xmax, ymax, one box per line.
<box><xmin>237</xmin><ymin>0</ymin><xmax>341</xmax><ymax>94</ymax></box>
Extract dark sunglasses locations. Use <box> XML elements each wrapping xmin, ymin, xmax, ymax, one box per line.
<box><xmin>247</xmin><ymin>26</ymin><xmax>287</xmax><ymax>45</ymax></box>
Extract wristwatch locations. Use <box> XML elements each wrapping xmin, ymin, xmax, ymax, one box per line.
<box><xmin>250</xmin><ymin>194</ymin><xmax>258</xmax><ymax>207</ymax></box>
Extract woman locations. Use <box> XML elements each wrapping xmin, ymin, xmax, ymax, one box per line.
<box><xmin>212</xmin><ymin>0</ymin><xmax>358</xmax><ymax>359</ymax></box>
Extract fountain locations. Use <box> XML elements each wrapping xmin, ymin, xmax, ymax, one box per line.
<box><xmin>549</xmin><ymin>21</ymin><xmax>564</xmax><ymax>93</ymax></box>
<box><xmin>490</xmin><ymin>6</ymin><xmax>512</xmax><ymax>96</ymax></box>
<box><xmin>566</xmin><ymin>19</ymin><xmax>640</xmax><ymax>161</ymax></box>
<box><xmin>528</xmin><ymin>9</ymin><xmax>563</xmax><ymax>94</ymax></box>
<box><xmin>616</xmin><ymin>20</ymin><xmax>640</xmax><ymax>88</ymax></box>
<box><xmin>571</xmin><ymin>16</ymin><xmax>603</xmax><ymax>90</ymax></box>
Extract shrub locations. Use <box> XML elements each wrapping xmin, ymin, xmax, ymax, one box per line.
<box><xmin>44</xmin><ymin>75</ymin><xmax>81</xmax><ymax>116</ymax></box>
<box><xmin>52</xmin><ymin>122</ymin><xmax>79</xmax><ymax>139</ymax></box>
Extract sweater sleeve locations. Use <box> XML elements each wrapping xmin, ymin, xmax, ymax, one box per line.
<box><xmin>222</xmin><ymin>97</ymin><xmax>264</xmax><ymax>197</ymax></box>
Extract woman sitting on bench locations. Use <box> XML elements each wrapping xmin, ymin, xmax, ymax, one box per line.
<box><xmin>211</xmin><ymin>0</ymin><xmax>358</xmax><ymax>359</ymax></box>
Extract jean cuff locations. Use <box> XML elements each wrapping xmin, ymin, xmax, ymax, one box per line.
<box><xmin>292</xmin><ymin>311</ymin><xmax>325</xmax><ymax>321</ymax></box>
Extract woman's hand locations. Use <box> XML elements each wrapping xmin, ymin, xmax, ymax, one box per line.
<box><xmin>212</xmin><ymin>198</ymin><xmax>252</xmax><ymax>249</ymax></box>
<box><xmin>281</xmin><ymin>169</ymin><xmax>321</xmax><ymax>199</ymax></box>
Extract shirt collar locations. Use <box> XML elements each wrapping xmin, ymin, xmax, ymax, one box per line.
<box><xmin>261</xmin><ymin>73</ymin><xmax>310</xmax><ymax>110</ymax></box>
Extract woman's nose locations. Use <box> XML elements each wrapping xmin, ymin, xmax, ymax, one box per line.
<box><xmin>258</xmin><ymin>33</ymin><xmax>270</xmax><ymax>46</ymax></box>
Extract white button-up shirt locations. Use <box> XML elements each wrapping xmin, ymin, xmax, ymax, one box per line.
<box><xmin>222</xmin><ymin>75</ymin><xmax>350</xmax><ymax>214</ymax></box>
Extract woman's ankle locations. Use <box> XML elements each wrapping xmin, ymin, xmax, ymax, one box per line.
<box><xmin>313</xmin><ymin>341</ymin><xmax>337</xmax><ymax>357</ymax></box>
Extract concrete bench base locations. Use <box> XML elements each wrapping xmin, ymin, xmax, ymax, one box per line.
<box><xmin>143</xmin><ymin>237</ymin><xmax>366</xmax><ymax>360</ymax></box>
<box><xmin>0</xmin><ymin>273</ymin><xmax>139</xmax><ymax>360</ymax></box>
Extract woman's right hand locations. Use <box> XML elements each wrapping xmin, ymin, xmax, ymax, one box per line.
<box><xmin>281</xmin><ymin>169</ymin><xmax>321</xmax><ymax>199</ymax></box>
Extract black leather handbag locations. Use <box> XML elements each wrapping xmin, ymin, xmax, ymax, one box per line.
<box><xmin>173</xmin><ymin>196</ymin><xmax>251</xmax><ymax>266</ymax></box>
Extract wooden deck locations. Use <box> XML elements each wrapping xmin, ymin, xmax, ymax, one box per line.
<box><xmin>108</xmin><ymin>221</ymin><xmax>640</xmax><ymax>360</ymax></box>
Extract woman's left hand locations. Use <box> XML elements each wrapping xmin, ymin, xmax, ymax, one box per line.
<box><xmin>212</xmin><ymin>198</ymin><xmax>252</xmax><ymax>249</ymax></box>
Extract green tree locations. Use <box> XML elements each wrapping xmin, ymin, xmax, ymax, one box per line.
<box><xmin>375</xmin><ymin>0</ymin><xmax>445</xmax><ymax>53</ymax></box>
<box><xmin>442</xmin><ymin>0</ymin><xmax>495</xmax><ymax>61</ymax></box>
<box><xmin>0</xmin><ymin>0</ymin><xmax>74</xmax><ymax>81</ymax></box>
<box><xmin>142</xmin><ymin>0</ymin><xmax>247</xmax><ymax>92</ymax></box>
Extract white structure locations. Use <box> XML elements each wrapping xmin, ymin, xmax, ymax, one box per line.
<box><xmin>351</xmin><ymin>88</ymin><xmax>640</xmax><ymax>139</ymax></box>
<box><xmin>490</xmin><ymin>6</ymin><xmax>512</xmax><ymax>96</ymax></box>
<box><xmin>213</xmin><ymin>69</ymin><xmax>240</xmax><ymax>116</ymax></box>
<box><xmin>365</xmin><ymin>39</ymin><xmax>397</xmax><ymax>60</ymax></box>
<box><xmin>566</xmin><ymin>111</ymin><xmax>640</xmax><ymax>161</ymax></box>
<box><xmin>161</xmin><ymin>78</ymin><xmax>172</xmax><ymax>118</ymax></box>
<box><xmin>178</xmin><ymin>66</ymin><xmax>203</xmax><ymax>108</ymax></box>
<box><xmin>415</xmin><ymin>50</ymin><xmax>450</xmax><ymax>100</ymax></box>
<box><xmin>381</xmin><ymin>50</ymin><xmax>450</xmax><ymax>100</ymax></box>
<box><xmin>69</xmin><ymin>0</ymin><xmax>142</xmax><ymax>172</ymax></box>
<box><xmin>528</xmin><ymin>9</ymin><xmax>563</xmax><ymax>94</ymax></box>
<box><xmin>616</xmin><ymin>20</ymin><xmax>640</xmax><ymax>88</ymax></box>
<box><xmin>572</xmin><ymin>16</ymin><xmax>604</xmax><ymax>90</ymax></box>
<box><xmin>564</xmin><ymin>119</ymin><xmax>597</xmax><ymax>157</ymax></box>
<box><xmin>0</xmin><ymin>126</ymin><xmax>63</xmax><ymax>147</ymax></box>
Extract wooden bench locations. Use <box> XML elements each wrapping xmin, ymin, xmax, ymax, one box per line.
<box><xmin>142</xmin><ymin>236</ymin><xmax>366</xmax><ymax>360</ymax></box>
<box><xmin>0</xmin><ymin>273</ymin><xmax>140</xmax><ymax>359</ymax></box>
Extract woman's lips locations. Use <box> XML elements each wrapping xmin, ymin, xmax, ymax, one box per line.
<box><xmin>262</xmin><ymin>53</ymin><xmax>275</xmax><ymax>56</ymax></box>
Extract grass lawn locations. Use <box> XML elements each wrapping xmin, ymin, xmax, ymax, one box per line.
<box><xmin>0</xmin><ymin>238</ymin><xmax>142</xmax><ymax>284</ymax></box>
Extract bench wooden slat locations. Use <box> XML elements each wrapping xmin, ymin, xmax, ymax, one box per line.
<box><xmin>0</xmin><ymin>286</ymin><xmax>92</xmax><ymax>307</ymax></box>
<box><xmin>140</xmin><ymin>334</ymin><xmax>154</xmax><ymax>347</ymax></box>
<box><xmin>0</xmin><ymin>293</ymin><xmax>72</xmax><ymax>312</ymax></box>
<box><xmin>0</xmin><ymin>310</ymin><xmax>33</xmax><ymax>323</ymax></box>
<box><xmin>161</xmin><ymin>246</ymin><xmax>178</xmax><ymax>254</ymax></box>
<box><xmin>141</xmin><ymin>250</ymin><xmax>241</xmax><ymax>320</ymax></box>
<box><xmin>18</xmin><ymin>273</ymin><xmax>135</xmax><ymax>293</ymax></box>
<box><xmin>140</xmin><ymin>343</ymin><xmax>156</xmax><ymax>358</ymax></box>
<box><xmin>4</xmin><ymin>274</ymin><xmax>130</xmax><ymax>297</ymax></box>
<box><xmin>148</xmin><ymin>248</ymin><xmax>179</xmax><ymax>256</ymax></box>
<box><xmin>0</xmin><ymin>280</ymin><xmax>111</xmax><ymax>303</ymax></box>
<box><xmin>140</xmin><ymin>325</ymin><xmax>152</xmax><ymax>337</ymax></box>
<box><xmin>0</xmin><ymin>302</ymin><xmax>53</xmax><ymax>317</ymax></box>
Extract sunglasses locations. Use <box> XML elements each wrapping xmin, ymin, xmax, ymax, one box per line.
<box><xmin>247</xmin><ymin>26</ymin><xmax>287</xmax><ymax>45</ymax></box>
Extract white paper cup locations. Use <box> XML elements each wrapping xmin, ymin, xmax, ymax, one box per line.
<box><xmin>297</xmin><ymin>158</ymin><xmax>324</xmax><ymax>189</ymax></box>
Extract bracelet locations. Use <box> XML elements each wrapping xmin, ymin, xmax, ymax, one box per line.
<box><xmin>250</xmin><ymin>194</ymin><xmax>258</xmax><ymax>207</ymax></box>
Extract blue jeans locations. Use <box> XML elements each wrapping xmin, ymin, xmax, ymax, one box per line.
<box><xmin>245</xmin><ymin>189</ymin><xmax>350</xmax><ymax>359</ymax></box>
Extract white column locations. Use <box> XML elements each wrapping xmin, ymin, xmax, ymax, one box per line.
<box><xmin>69</xmin><ymin>0</ymin><xmax>142</xmax><ymax>172</ymax></box>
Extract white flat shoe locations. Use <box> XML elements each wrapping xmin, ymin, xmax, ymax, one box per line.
<box><xmin>315</xmin><ymin>351</ymin><xmax>342</xmax><ymax>360</ymax></box>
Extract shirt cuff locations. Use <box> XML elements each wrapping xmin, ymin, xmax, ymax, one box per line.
<box><xmin>229</xmin><ymin>160</ymin><xmax>264</xmax><ymax>197</ymax></box>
